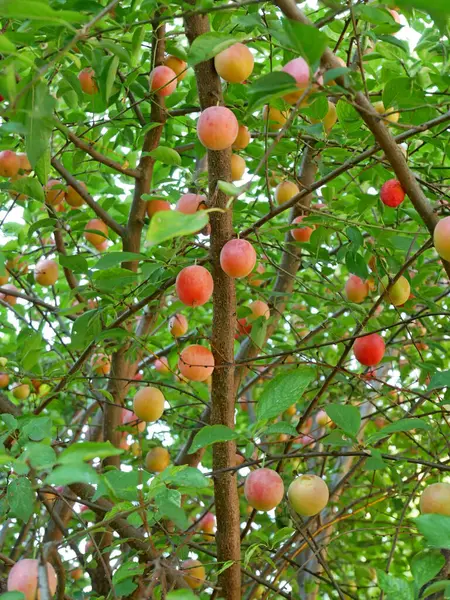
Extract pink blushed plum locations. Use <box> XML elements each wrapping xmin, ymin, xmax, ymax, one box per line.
<box><xmin>244</xmin><ymin>468</ymin><xmax>284</xmax><ymax>511</ymax></box>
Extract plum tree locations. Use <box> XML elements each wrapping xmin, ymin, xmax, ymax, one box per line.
<box><xmin>380</xmin><ymin>179</ymin><xmax>405</xmax><ymax>207</ymax></box>
<box><xmin>420</xmin><ymin>482</ymin><xmax>450</xmax><ymax>516</ymax></box>
<box><xmin>214</xmin><ymin>43</ymin><xmax>254</xmax><ymax>83</ymax></box>
<box><xmin>197</xmin><ymin>106</ymin><xmax>239</xmax><ymax>150</ymax></box>
<box><xmin>133</xmin><ymin>386</ymin><xmax>165</xmax><ymax>422</ymax></box>
<box><xmin>169</xmin><ymin>314</ymin><xmax>188</xmax><ymax>337</ymax></box>
<box><xmin>145</xmin><ymin>447</ymin><xmax>170</xmax><ymax>472</ymax></box>
<box><xmin>34</xmin><ymin>259</ymin><xmax>59</xmax><ymax>286</ymax></box>
<box><xmin>7</xmin><ymin>559</ymin><xmax>57</xmax><ymax>600</ymax></box>
<box><xmin>220</xmin><ymin>239</ymin><xmax>256</xmax><ymax>278</ymax></box>
<box><xmin>181</xmin><ymin>559</ymin><xmax>206</xmax><ymax>589</ymax></box>
<box><xmin>175</xmin><ymin>265</ymin><xmax>214</xmax><ymax>306</ymax></box>
<box><xmin>288</xmin><ymin>474</ymin><xmax>329</xmax><ymax>516</ymax></box>
<box><xmin>353</xmin><ymin>333</ymin><xmax>385</xmax><ymax>366</ymax></box>
<box><xmin>178</xmin><ymin>345</ymin><xmax>215</xmax><ymax>382</ymax></box>
<box><xmin>244</xmin><ymin>468</ymin><xmax>284</xmax><ymax>511</ymax></box>
<box><xmin>275</xmin><ymin>180</ymin><xmax>299</xmax><ymax>205</ymax></box>
<box><xmin>345</xmin><ymin>275</ymin><xmax>369</xmax><ymax>303</ymax></box>
<box><xmin>149</xmin><ymin>65</ymin><xmax>177</xmax><ymax>96</ymax></box>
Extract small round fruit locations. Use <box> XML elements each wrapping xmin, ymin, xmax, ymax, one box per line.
<box><xmin>176</xmin><ymin>193</ymin><xmax>206</xmax><ymax>214</ymax></box>
<box><xmin>390</xmin><ymin>9</ymin><xmax>401</xmax><ymax>23</ymax></box>
<box><xmin>244</xmin><ymin>468</ymin><xmax>284</xmax><ymax>511</ymax></box>
<box><xmin>164</xmin><ymin>55</ymin><xmax>187</xmax><ymax>81</ymax></box>
<box><xmin>0</xmin><ymin>372</ymin><xmax>9</xmax><ymax>388</ymax></box>
<box><xmin>79</xmin><ymin>68</ymin><xmax>98</xmax><ymax>95</ymax></box>
<box><xmin>288</xmin><ymin>474</ymin><xmax>329</xmax><ymax>516</ymax></box>
<box><xmin>45</xmin><ymin>180</ymin><xmax>66</xmax><ymax>206</ymax></box>
<box><xmin>12</xmin><ymin>383</ymin><xmax>30</xmax><ymax>400</ymax></box>
<box><xmin>70</xmin><ymin>568</ymin><xmax>83</xmax><ymax>581</ymax></box>
<box><xmin>199</xmin><ymin>512</ymin><xmax>215</xmax><ymax>534</ymax></box>
<box><xmin>181</xmin><ymin>559</ymin><xmax>206</xmax><ymax>590</ymax></box>
<box><xmin>291</xmin><ymin>216</ymin><xmax>314</xmax><ymax>242</ymax></box>
<box><xmin>231</xmin><ymin>154</ymin><xmax>245</xmax><ymax>181</ymax></box>
<box><xmin>149</xmin><ymin>65</ymin><xmax>177</xmax><ymax>97</ymax></box>
<box><xmin>154</xmin><ymin>357</ymin><xmax>170</xmax><ymax>374</ymax></box>
<box><xmin>34</xmin><ymin>259</ymin><xmax>58</xmax><ymax>286</ymax></box>
<box><xmin>220</xmin><ymin>239</ymin><xmax>256</xmax><ymax>278</ymax></box>
<box><xmin>175</xmin><ymin>265</ymin><xmax>214</xmax><ymax>307</ymax></box>
<box><xmin>178</xmin><ymin>345</ymin><xmax>215</xmax><ymax>382</ymax></box>
<box><xmin>133</xmin><ymin>386</ymin><xmax>165</xmax><ymax>422</ymax></box>
<box><xmin>311</xmin><ymin>100</ymin><xmax>338</xmax><ymax>133</ymax></box>
<box><xmin>66</xmin><ymin>182</ymin><xmax>87</xmax><ymax>208</ymax></box>
<box><xmin>345</xmin><ymin>275</ymin><xmax>369</xmax><ymax>303</ymax></box>
<box><xmin>146</xmin><ymin>200</ymin><xmax>171</xmax><ymax>217</ymax></box>
<box><xmin>380</xmin><ymin>179</ymin><xmax>405</xmax><ymax>208</ymax></box>
<box><xmin>232</xmin><ymin>125</ymin><xmax>251</xmax><ymax>150</ymax></box>
<box><xmin>84</xmin><ymin>219</ymin><xmax>108</xmax><ymax>247</ymax></box>
<box><xmin>0</xmin><ymin>150</ymin><xmax>20</xmax><ymax>178</ymax></box>
<box><xmin>316</xmin><ymin>410</ymin><xmax>331</xmax><ymax>427</ymax></box>
<box><xmin>7</xmin><ymin>559</ymin><xmax>57</xmax><ymax>600</ymax></box>
<box><xmin>17</xmin><ymin>153</ymin><xmax>32</xmax><ymax>173</ymax></box>
<box><xmin>433</xmin><ymin>216</ymin><xmax>450</xmax><ymax>261</ymax></box>
<box><xmin>373</xmin><ymin>101</ymin><xmax>399</xmax><ymax>124</ymax></box>
<box><xmin>169</xmin><ymin>314</ymin><xmax>188</xmax><ymax>337</ymax></box>
<box><xmin>380</xmin><ymin>275</ymin><xmax>410</xmax><ymax>306</ymax></box>
<box><xmin>353</xmin><ymin>333</ymin><xmax>385</xmax><ymax>366</ymax></box>
<box><xmin>197</xmin><ymin>106</ymin><xmax>239</xmax><ymax>151</ymax></box>
<box><xmin>0</xmin><ymin>283</ymin><xmax>19</xmax><ymax>306</ymax></box>
<box><xmin>249</xmin><ymin>300</ymin><xmax>270</xmax><ymax>320</ymax></box>
<box><xmin>122</xmin><ymin>408</ymin><xmax>146</xmax><ymax>433</ymax></box>
<box><xmin>214</xmin><ymin>42</ymin><xmax>254</xmax><ymax>83</ymax></box>
<box><xmin>275</xmin><ymin>181</ymin><xmax>299</xmax><ymax>205</ymax></box>
<box><xmin>145</xmin><ymin>447</ymin><xmax>170</xmax><ymax>472</ymax></box>
<box><xmin>420</xmin><ymin>482</ymin><xmax>450</xmax><ymax>516</ymax></box>
<box><xmin>249</xmin><ymin>262</ymin><xmax>265</xmax><ymax>287</ymax></box>
<box><xmin>263</xmin><ymin>105</ymin><xmax>287</xmax><ymax>131</ymax></box>
<box><xmin>282</xmin><ymin>57</ymin><xmax>310</xmax><ymax>104</ymax></box>
<box><xmin>91</xmin><ymin>354</ymin><xmax>111</xmax><ymax>375</ymax></box>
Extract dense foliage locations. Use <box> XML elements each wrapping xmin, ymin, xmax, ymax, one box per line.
<box><xmin>0</xmin><ymin>0</ymin><xmax>450</xmax><ymax>599</ymax></box>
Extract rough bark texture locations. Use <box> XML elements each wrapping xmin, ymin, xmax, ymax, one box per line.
<box><xmin>184</xmin><ymin>12</ymin><xmax>241</xmax><ymax>600</ymax></box>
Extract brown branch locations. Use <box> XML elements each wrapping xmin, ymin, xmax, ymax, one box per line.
<box><xmin>51</xmin><ymin>158</ymin><xmax>125</xmax><ymax>238</ymax></box>
<box><xmin>52</xmin><ymin>121</ymin><xmax>140</xmax><ymax>179</ymax></box>
<box><xmin>184</xmin><ymin>10</ymin><xmax>241</xmax><ymax>600</ymax></box>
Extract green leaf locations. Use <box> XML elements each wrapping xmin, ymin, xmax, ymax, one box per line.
<box><xmin>217</xmin><ymin>180</ymin><xmax>243</xmax><ymax>197</ymax></box>
<box><xmin>167</xmin><ymin>590</ymin><xmax>198</xmax><ymax>600</ymax></box>
<box><xmin>325</xmin><ymin>404</ymin><xmax>361</xmax><ymax>438</ymax></box>
<box><xmin>59</xmin><ymin>441</ymin><xmax>124</xmax><ymax>463</ymax></box>
<box><xmin>383</xmin><ymin>77</ymin><xmax>414</xmax><ymax>109</ymax></box>
<box><xmin>187</xmin><ymin>32</ymin><xmax>243</xmax><ymax>67</ymax></box>
<box><xmin>1</xmin><ymin>413</ymin><xmax>18</xmax><ymax>431</ymax></box>
<box><xmin>104</xmin><ymin>55</ymin><xmax>119</xmax><ymax>104</ymax></box>
<box><xmin>281</xmin><ymin>19</ymin><xmax>329</xmax><ymax>66</ymax></box>
<box><xmin>263</xmin><ymin>422</ymin><xmax>298</xmax><ymax>437</ymax></box>
<box><xmin>250</xmin><ymin>318</ymin><xmax>267</xmax><ymax>348</ymax></box>
<box><xmin>189</xmin><ymin>424</ymin><xmax>240</xmax><ymax>455</ymax></box>
<box><xmin>131</xmin><ymin>26</ymin><xmax>146</xmax><ymax>67</ymax></box>
<box><xmin>256</xmin><ymin>368</ymin><xmax>315</xmax><ymax>420</ymax></box>
<box><xmin>154</xmin><ymin>487</ymin><xmax>188</xmax><ymax>529</ymax></box>
<box><xmin>9</xmin><ymin>177</ymin><xmax>45</xmax><ymax>203</ymax></box>
<box><xmin>364</xmin><ymin>449</ymin><xmax>388</xmax><ymax>471</ymax></box>
<box><xmin>367</xmin><ymin>418</ymin><xmax>431</xmax><ymax>444</ymax></box>
<box><xmin>247</xmin><ymin>71</ymin><xmax>298</xmax><ymax>110</ymax></box>
<box><xmin>21</xmin><ymin>443</ymin><xmax>56</xmax><ymax>470</ymax></box>
<box><xmin>416</xmin><ymin>514</ymin><xmax>450</xmax><ymax>549</ymax></box>
<box><xmin>0</xmin><ymin>593</ymin><xmax>27</xmax><ymax>600</ymax></box>
<box><xmin>323</xmin><ymin>67</ymin><xmax>350</xmax><ymax>85</ymax></box>
<box><xmin>162</xmin><ymin>466</ymin><xmax>210</xmax><ymax>489</ymax></box>
<box><xmin>46</xmin><ymin>464</ymin><xmax>100</xmax><ymax>486</ymax></box>
<box><xmin>146</xmin><ymin>209</ymin><xmax>209</xmax><ymax>246</ymax></box>
<box><xmin>0</xmin><ymin>0</ymin><xmax>85</xmax><ymax>24</ymax></box>
<box><xmin>147</xmin><ymin>146</ymin><xmax>181</xmax><ymax>166</ymax></box>
<box><xmin>411</xmin><ymin>550</ymin><xmax>445</xmax><ymax>589</ymax></box>
<box><xmin>0</xmin><ymin>35</ymin><xmax>16</xmax><ymax>53</ymax></box>
<box><xmin>94</xmin><ymin>252</ymin><xmax>145</xmax><ymax>270</ymax></box>
<box><xmin>422</xmin><ymin>581</ymin><xmax>450</xmax><ymax>598</ymax></box>
<box><xmin>345</xmin><ymin>251</ymin><xmax>369</xmax><ymax>280</ymax></box>
<box><xmin>59</xmin><ymin>254</ymin><xmax>88</xmax><ymax>273</ymax></box>
<box><xmin>376</xmin><ymin>570</ymin><xmax>414</xmax><ymax>600</ymax></box>
<box><xmin>7</xmin><ymin>477</ymin><xmax>35</xmax><ymax>522</ymax></box>
<box><xmin>336</xmin><ymin>99</ymin><xmax>362</xmax><ymax>132</ymax></box>
<box><xmin>427</xmin><ymin>370</ymin><xmax>450</xmax><ymax>391</ymax></box>
<box><xmin>271</xmin><ymin>527</ymin><xmax>296</xmax><ymax>548</ymax></box>
<box><xmin>105</xmin><ymin>470</ymin><xmax>140</xmax><ymax>501</ymax></box>
<box><xmin>22</xmin><ymin>417</ymin><xmax>52</xmax><ymax>441</ymax></box>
